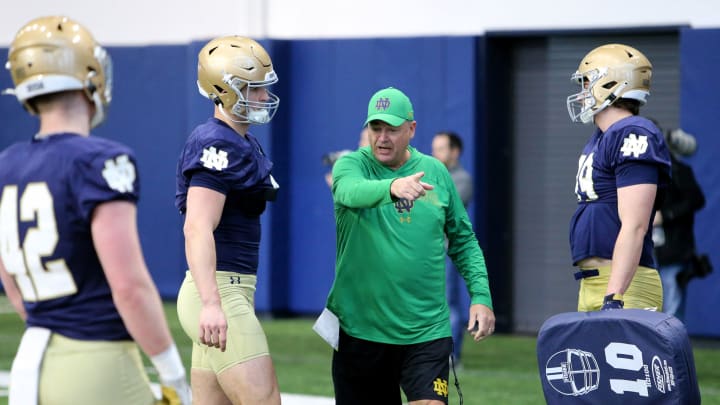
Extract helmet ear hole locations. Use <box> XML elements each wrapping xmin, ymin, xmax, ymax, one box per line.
<box><xmin>210</xmin><ymin>85</ymin><xmax>225</xmax><ymax>106</ymax></box>
<box><xmin>87</xmin><ymin>79</ymin><xmax>97</xmax><ymax>93</ymax></box>
<box><xmin>602</xmin><ymin>81</ymin><xmax>617</xmax><ymax>89</ymax></box>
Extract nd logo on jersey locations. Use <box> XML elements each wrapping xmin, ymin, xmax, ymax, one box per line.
<box><xmin>102</xmin><ymin>154</ymin><xmax>136</xmax><ymax>193</ymax></box>
<box><xmin>620</xmin><ymin>134</ymin><xmax>648</xmax><ymax>158</ymax></box>
<box><xmin>201</xmin><ymin>146</ymin><xmax>229</xmax><ymax>171</ymax></box>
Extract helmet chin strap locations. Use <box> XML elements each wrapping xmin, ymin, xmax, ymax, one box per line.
<box><xmin>85</xmin><ymin>71</ymin><xmax>106</xmax><ymax>128</ymax></box>
<box><xmin>215</xmin><ymin>80</ymin><xmax>274</xmax><ymax>125</ymax></box>
<box><xmin>220</xmin><ymin>102</ymin><xmax>271</xmax><ymax>125</ymax></box>
<box><xmin>581</xmin><ymin>82</ymin><xmax>629</xmax><ymax>124</ymax></box>
<box><xmin>89</xmin><ymin>91</ymin><xmax>105</xmax><ymax>128</ymax></box>
<box><xmin>219</xmin><ymin>105</ymin><xmax>248</xmax><ymax>124</ymax></box>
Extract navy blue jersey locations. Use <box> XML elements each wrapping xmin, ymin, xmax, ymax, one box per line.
<box><xmin>0</xmin><ymin>133</ymin><xmax>140</xmax><ymax>341</ymax></box>
<box><xmin>570</xmin><ymin>116</ymin><xmax>671</xmax><ymax>267</ymax></box>
<box><xmin>175</xmin><ymin>118</ymin><xmax>278</xmax><ymax>275</ymax></box>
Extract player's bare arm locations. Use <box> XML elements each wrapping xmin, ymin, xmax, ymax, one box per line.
<box><xmin>92</xmin><ymin>200</ymin><xmax>174</xmax><ymax>354</ymax></box>
<box><xmin>184</xmin><ymin>186</ymin><xmax>228</xmax><ymax>351</ymax></box>
<box><xmin>608</xmin><ymin>183</ymin><xmax>657</xmax><ymax>295</ymax></box>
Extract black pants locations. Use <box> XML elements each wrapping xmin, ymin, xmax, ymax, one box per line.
<box><xmin>332</xmin><ymin>329</ymin><xmax>452</xmax><ymax>405</ymax></box>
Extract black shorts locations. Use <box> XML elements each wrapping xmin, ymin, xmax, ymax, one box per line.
<box><xmin>332</xmin><ymin>328</ymin><xmax>452</xmax><ymax>405</ymax></box>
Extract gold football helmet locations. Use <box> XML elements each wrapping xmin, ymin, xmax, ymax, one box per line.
<box><xmin>567</xmin><ymin>43</ymin><xmax>652</xmax><ymax>124</ymax></box>
<box><xmin>197</xmin><ymin>36</ymin><xmax>279</xmax><ymax>124</ymax></box>
<box><xmin>4</xmin><ymin>16</ymin><xmax>112</xmax><ymax>128</ymax></box>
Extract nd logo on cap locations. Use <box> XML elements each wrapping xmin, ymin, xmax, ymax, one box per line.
<box><xmin>375</xmin><ymin>97</ymin><xmax>391</xmax><ymax>111</ymax></box>
<box><xmin>365</xmin><ymin>87</ymin><xmax>414</xmax><ymax>127</ymax></box>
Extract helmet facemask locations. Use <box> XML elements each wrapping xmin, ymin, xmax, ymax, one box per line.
<box><xmin>87</xmin><ymin>45</ymin><xmax>113</xmax><ymax>128</ymax></box>
<box><xmin>566</xmin><ymin>67</ymin><xmax>628</xmax><ymax>124</ymax></box>
<box><xmin>222</xmin><ymin>71</ymin><xmax>279</xmax><ymax>124</ymax></box>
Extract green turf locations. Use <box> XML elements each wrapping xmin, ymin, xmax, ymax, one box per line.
<box><xmin>0</xmin><ymin>299</ymin><xmax>718</xmax><ymax>405</ymax></box>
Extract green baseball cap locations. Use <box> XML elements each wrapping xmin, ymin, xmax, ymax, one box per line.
<box><xmin>364</xmin><ymin>87</ymin><xmax>414</xmax><ymax>127</ymax></box>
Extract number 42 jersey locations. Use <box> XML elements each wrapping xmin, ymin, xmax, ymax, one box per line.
<box><xmin>0</xmin><ymin>133</ymin><xmax>140</xmax><ymax>341</ymax></box>
<box><xmin>569</xmin><ymin>116</ymin><xmax>671</xmax><ymax>268</ymax></box>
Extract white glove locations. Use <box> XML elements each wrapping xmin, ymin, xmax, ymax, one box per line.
<box><xmin>151</xmin><ymin>344</ymin><xmax>192</xmax><ymax>405</ymax></box>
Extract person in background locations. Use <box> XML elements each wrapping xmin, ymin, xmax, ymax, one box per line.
<box><xmin>359</xmin><ymin>126</ymin><xmax>370</xmax><ymax>148</ymax></box>
<box><xmin>324</xmin><ymin>127</ymin><xmax>371</xmax><ymax>188</ymax></box>
<box><xmin>566</xmin><ymin>43</ymin><xmax>671</xmax><ymax>312</ymax></box>
<box><xmin>431</xmin><ymin>131</ymin><xmax>473</xmax><ymax>366</ymax></box>
<box><xmin>0</xmin><ymin>15</ymin><xmax>190</xmax><ymax>405</ymax></box>
<box><xmin>326</xmin><ymin>87</ymin><xmax>494</xmax><ymax>404</ymax></box>
<box><xmin>651</xmin><ymin>126</ymin><xmax>705</xmax><ymax>322</ymax></box>
<box><xmin>175</xmin><ymin>36</ymin><xmax>282</xmax><ymax>405</ymax></box>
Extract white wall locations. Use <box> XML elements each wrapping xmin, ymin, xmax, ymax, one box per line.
<box><xmin>1</xmin><ymin>0</ymin><xmax>718</xmax><ymax>45</ymax></box>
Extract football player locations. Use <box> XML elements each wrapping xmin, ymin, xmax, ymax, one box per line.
<box><xmin>175</xmin><ymin>36</ymin><xmax>281</xmax><ymax>405</ymax></box>
<box><xmin>0</xmin><ymin>16</ymin><xmax>191</xmax><ymax>405</ymax></box>
<box><xmin>567</xmin><ymin>44</ymin><xmax>671</xmax><ymax>311</ymax></box>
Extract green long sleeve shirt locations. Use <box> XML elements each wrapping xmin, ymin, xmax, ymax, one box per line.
<box><xmin>326</xmin><ymin>146</ymin><xmax>492</xmax><ymax>345</ymax></box>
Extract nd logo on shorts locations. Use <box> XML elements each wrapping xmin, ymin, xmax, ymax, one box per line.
<box><xmin>432</xmin><ymin>377</ymin><xmax>448</xmax><ymax>398</ymax></box>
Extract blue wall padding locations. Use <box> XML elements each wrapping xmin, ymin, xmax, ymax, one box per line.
<box><xmin>282</xmin><ymin>37</ymin><xmax>477</xmax><ymax>313</ymax></box>
<box><xmin>678</xmin><ymin>28</ymin><xmax>720</xmax><ymax>337</ymax></box>
<box><xmin>107</xmin><ymin>45</ymin><xmax>193</xmax><ymax>298</ymax></box>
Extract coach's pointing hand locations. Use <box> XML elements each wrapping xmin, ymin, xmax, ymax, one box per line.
<box><xmin>390</xmin><ymin>171</ymin><xmax>434</xmax><ymax>201</ymax></box>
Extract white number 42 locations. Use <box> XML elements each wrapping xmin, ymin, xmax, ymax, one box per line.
<box><xmin>0</xmin><ymin>183</ymin><xmax>77</xmax><ymax>301</ymax></box>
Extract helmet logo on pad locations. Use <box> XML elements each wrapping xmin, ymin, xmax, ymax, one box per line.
<box><xmin>545</xmin><ymin>348</ymin><xmax>600</xmax><ymax>396</ymax></box>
